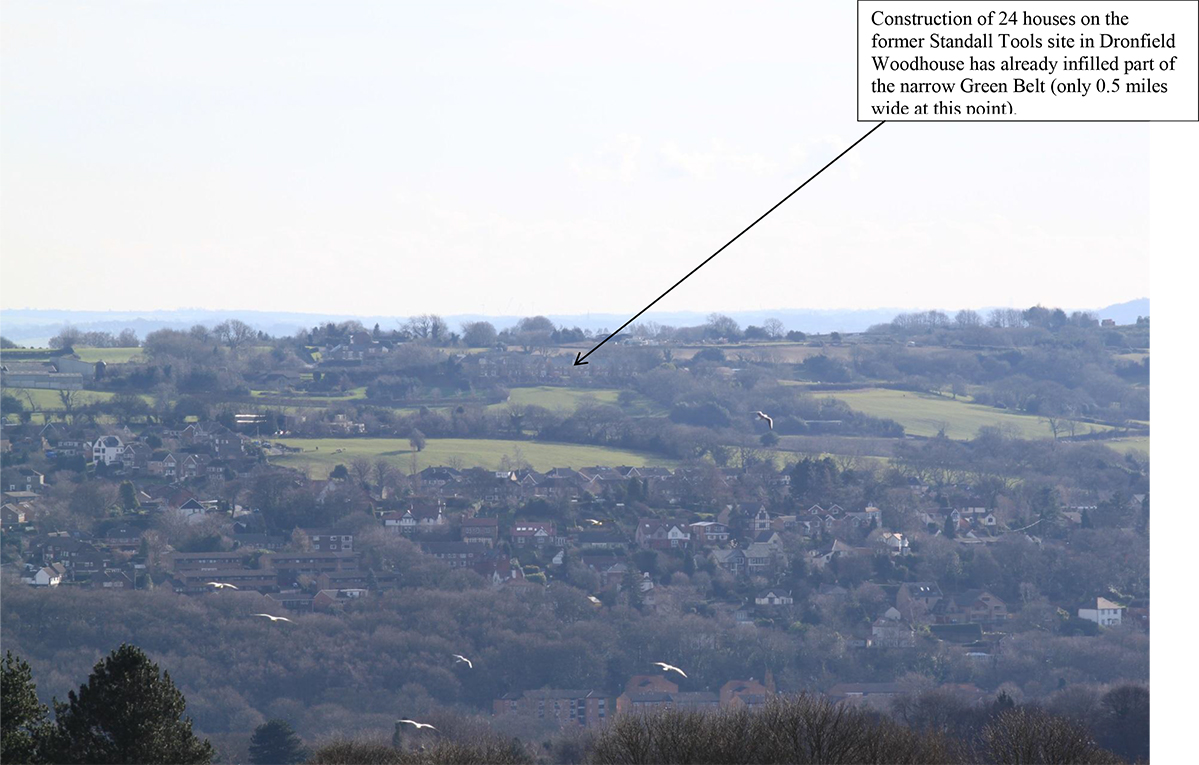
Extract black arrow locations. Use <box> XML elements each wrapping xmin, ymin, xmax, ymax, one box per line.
<box><xmin>573</xmin><ymin>120</ymin><xmax>886</xmax><ymax>366</ymax></box>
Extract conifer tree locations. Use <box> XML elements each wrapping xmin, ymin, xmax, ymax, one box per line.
<box><xmin>249</xmin><ymin>719</ymin><xmax>307</xmax><ymax>765</ymax></box>
<box><xmin>2</xmin><ymin>651</ymin><xmax>50</xmax><ymax>764</ymax></box>
<box><xmin>44</xmin><ymin>644</ymin><xmax>213</xmax><ymax>764</ymax></box>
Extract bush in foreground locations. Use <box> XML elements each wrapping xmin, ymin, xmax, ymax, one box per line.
<box><xmin>307</xmin><ymin>736</ymin><xmax>531</xmax><ymax>765</ymax></box>
<box><xmin>587</xmin><ymin>695</ymin><xmax>957</xmax><ymax>765</ymax></box>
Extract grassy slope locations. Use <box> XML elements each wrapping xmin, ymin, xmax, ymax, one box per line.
<box><xmin>269</xmin><ymin>436</ymin><xmax>673</xmax><ymax>475</ymax></box>
<box><xmin>1103</xmin><ymin>436</ymin><xmax>1151</xmax><ymax>455</ymax></box>
<box><xmin>72</xmin><ymin>347</ymin><xmax>145</xmax><ymax>363</ymax></box>
<box><xmin>824</xmin><ymin>388</ymin><xmax>1117</xmax><ymax>440</ymax></box>
<box><xmin>4</xmin><ymin>387</ymin><xmax>123</xmax><ymax>410</ymax></box>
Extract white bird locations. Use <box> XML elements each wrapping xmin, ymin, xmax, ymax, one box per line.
<box><xmin>584</xmin><ymin>518</ymin><xmax>603</xmax><ymax>525</ymax></box>
<box><xmin>253</xmin><ymin>613</ymin><xmax>293</xmax><ymax>623</ymax></box>
<box><xmin>754</xmin><ymin>411</ymin><xmax>774</xmax><ymax>430</ymax></box>
<box><xmin>653</xmin><ymin>662</ymin><xmax>687</xmax><ymax>678</ymax></box>
<box><xmin>453</xmin><ymin>654</ymin><xmax>473</xmax><ymax>668</ymax></box>
<box><xmin>206</xmin><ymin>582</ymin><xmax>238</xmax><ymax>590</ymax></box>
<box><xmin>587</xmin><ymin>595</ymin><xmax>603</xmax><ymax>606</ymax></box>
<box><xmin>397</xmin><ymin>719</ymin><xmax>437</xmax><ymax>731</ymax></box>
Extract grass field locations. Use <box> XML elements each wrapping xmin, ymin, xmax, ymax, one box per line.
<box><xmin>72</xmin><ymin>347</ymin><xmax>145</xmax><ymax>364</ymax></box>
<box><xmin>489</xmin><ymin>386</ymin><xmax>661</xmax><ymax>415</ymax></box>
<box><xmin>1102</xmin><ymin>436</ymin><xmax>1150</xmax><ymax>456</ymax></box>
<box><xmin>268</xmin><ymin>437</ymin><xmax>674</xmax><ymax>476</ymax></box>
<box><xmin>824</xmin><ymin>388</ymin><xmax>1117</xmax><ymax>440</ymax></box>
<box><xmin>3</xmin><ymin>387</ymin><xmax>124</xmax><ymax>410</ymax></box>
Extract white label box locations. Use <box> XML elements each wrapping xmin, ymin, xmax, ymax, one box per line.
<box><xmin>857</xmin><ymin>0</ymin><xmax>1199</xmax><ymax>121</ymax></box>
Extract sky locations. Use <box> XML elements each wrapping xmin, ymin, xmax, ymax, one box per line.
<box><xmin>0</xmin><ymin>0</ymin><xmax>1150</xmax><ymax>318</ymax></box>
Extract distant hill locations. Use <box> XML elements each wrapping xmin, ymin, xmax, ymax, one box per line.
<box><xmin>0</xmin><ymin>299</ymin><xmax>1148</xmax><ymax>346</ymax></box>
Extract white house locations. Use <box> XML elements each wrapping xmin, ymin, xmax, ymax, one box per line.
<box><xmin>1078</xmin><ymin>597</ymin><xmax>1124</xmax><ymax>627</ymax></box>
<box><xmin>879</xmin><ymin>532</ymin><xmax>910</xmax><ymax>556</ymax></box>
<box><xmin>92</xmin><ymin>435</ymin><xmax>124</xmax><ymax>466</ymax></box>
<box><xmin>23</xmin><ymin>563</ymin><xmax>66</xmax><ymax>587</ymax></box>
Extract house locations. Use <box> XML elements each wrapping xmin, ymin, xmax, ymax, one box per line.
<box><xmin>165</xmin><ymin>551</ymin><xmax>249</xmax><ymax>572</ymax></box>
<box><xmin>934</xmin><ymin>590</ymin><xmax>1008</xmax><ymax>625</ymax></box>
<box><xmin>384</xmin><ymin>504</ymin><xmax>447</xmax><ymax>535</ymax></box>
<box><xmin>460</xmin><ymin>517</ymin><xmax>500</xmax><ymax>546</ymax></box>
<box><xmin>102</xmin><ymin>526</ymin><xmax>145</xmax><ymax>551</ymax></box>
<box><xmin>1</xmin><ymin>503</ymin><xmax>28</xmax><ymax>529</ymax></box>
<box><xmin>755</xmin><ymin>589</ymin><xmax>793</xmax><ymax>607</ymax></box>
<box><xmin>1078</xmin><ymin>597</ymin><xmax>1125</xmax><ymax>627</ymax></box>
<box><xmin>877</xmin><ymin>532</ymin><xmax>909</xmax><ymax>556</ymax></box>
<box><xmin>710</xmin><ymin>548</ymin><xmax>747</xmax><ymax>575</ymax></box>
<box><xmin>174</xmin><ymin>569</ymin><xmax>278</xmax><ymax>593</ymax></box>
<box><xmin>616</xmin><ymin>675</ymin><xmax>679</xmax><ymax>715</ymax></box>
<box><xmin>871</xmin><ymin>607</ymin><xmax>916</xmax><ymax>648</ymax></box>
<box><xmin>720</xmin><ymin>675</ymin><xmax>774</xmax><ymax>708</ymax></box>
<box><xmin>826</xmin><ymin>682</ymin><xmax>908</xmax><ymax>704</ymax></box>
<box><xmin>635</xmin><ymin>519</ymin><xmax>690</xmax><ymax>550</ymax></box>
<box><xmin>313</xmin><ymin>588</ymin><xmax>367</xmax><ymax>612</ymax></box>
<box><xmin>23</xmin><ymin>563</ymin><xmax>67</xmax><ymax>587</ymax></box>
<box><xmin>302</xmin><ymin>528</ymin><xmax>354</xmax><ymax>552</ymax></box>
<box><xmin>232</xmin><ymin>533</ymin><xmax>287</xmax><ymax>551</ymax></box>
<box><xmin>315</xmin><ymin>570</ymin><xmax>372</xmax><ymax>590</ymax></box>
<box><xmin>264</xmin><ymin>591</ymin><xmax>315</xmax><ymax>612</ymax></box>
<box><xmin>494</xmin><ymin>690</ymin><xmax>612</xmax><ymax>727</ymax></box>
<box><xmin>808</xmin><ymin>539</ymin><xmax>867</xmax><ymax>569</ymax></box>
<box><xmin>422</xmin><ymin>541</ymin><xmax>488</xmax><ymax>568</ymax></box>
<box><xmin>896</xmin><ymin>582</ymin><xmax>944</xmax><ymax>624</ymax></box>
<box><xmin>91</xmin><ymin>435</ymin><xmax>124</xmax><ymax>466</ymax></box>
<box><xmin>689</xmin><ymin>521</ymin><xmax>731</xmax><ymax>546</ymax></box>
<box><xmin>2</xmin><ymin>467</ymin><xmax>44</xmax><ymax>493</ymax></box>
<box><xmin>260</xmin><ymin>551</ymin><xmax>359</xmax><ymax>575</ymax></box>
<box><xmin>744</xmin><ymin>542</ymin><xmax>783</xmax><ymax>573</ymax></box>
<box><xmin>511</xmin><ymin>521</ymin><xmax>556</xmax><ymax>547</ymax></box>
<box><xmin>576</xmin><ymin>530</ymin><xmax>625</xmax><ymax>550</ymax></box>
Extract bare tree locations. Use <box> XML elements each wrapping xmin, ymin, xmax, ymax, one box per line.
<box><xmin>58</xmin><ymin>389</ymin><xmax>79</xmax><ymax>424</ymax></box>
<box><xmin>350</xmin><ymin>457</ymin><xmax>372</xmax><ymax>485</ymax></box>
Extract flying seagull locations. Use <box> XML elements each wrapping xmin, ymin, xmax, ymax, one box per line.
<box><xmin>206</xmin><ymin>582</ymin><xmax>239</xmax><ymax>590</ymax></box>
<box><xmin>453</xmin><ymin>654</ymin><xmax>473</xmax><ymax>668</ymax></box>
<box><xmin>397</xmin><ymin>719</ymin><xmax>437</xmax><ymax>731</ymax></box>
<box><xmin>253</xmin><ymin>613</ymin><xmax>293</xmax><ymax>623</ymax></box>
<box><xmin>583</xmin><ymin>518</ymin><xmax>603</xmax><ymax>525</ymax></box>
<box><xmin>653</xmin><ymin>662</ymin><xmax>687</xmax><ymax>678</ymax></box>
<box><xmin>754</xmin><ymin>411</ymin><xmax>774</xmax><ymax>430</ymax></box>
<box><xmin>587</xmin><ymin>595</ymin><xmax>603</xmax><ymax>606</ymax></box>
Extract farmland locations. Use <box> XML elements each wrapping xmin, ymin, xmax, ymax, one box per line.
<box><xmin>268</xmin><ymin>436</ymin><xmax>674</xmax><ymax>476</ymax></box>
<box><xmin>823</xmin><ymin>388</ymin><xmax>1118</xmax><ymax>440</ymax></box>
<box><xmin>71</xmin><ymin>347</ymin><xmax>145</xmax><ymax>364</ymax></box>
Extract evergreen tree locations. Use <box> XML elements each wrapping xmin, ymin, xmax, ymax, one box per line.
<box><xmin>44</xmin><ymin>644</ymin><xmax>213</xmax><ymax>765</ymax></box>
<box><xmin>248</xmin><ymin>719</ymin><xmax>307</xmax><ymax>765</ymax></box>
<box><xmin>943</xmin><ymin>515</ymin><xmax>956</xmax><ymax>539</ymax></box>
<box><xmin>2</xmin><ymin>651</ymin><xmax>50</xmax><ymax>764</ymax></box>
<box><xmin>118</xmin><ymin>481</ymin><xmax>139</xmax><ymax>511</ymax></box>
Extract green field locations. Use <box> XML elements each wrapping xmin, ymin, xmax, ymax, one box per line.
<box><xmin>490</xmin><ymin>386</ymin><xmax>660</xmax><ymax>415</ymax></box>
<box><xmin>72</xmin><ymin>347</ymin><xmax>145</xmax><ymax>364</ymax></box>
<box><xmin>825</xmin><ymin>388</ymin><xmax>1117</xmax><ymax>440</ymax></box>
<box><xmin>268</xmin><ymin>436</ymin><xmax>674</xmax><ymax>476</ymax></box>
<box><xmin>1102</xmin><ymin>436</ymin><xmax>1150</xmax><ymax>456</ymax></box>
<box><xmin>3</xmin><ymin>387</ymin><xmax>124</xmax><ymax>410</ymax></box>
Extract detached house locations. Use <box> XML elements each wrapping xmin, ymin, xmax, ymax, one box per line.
<box><xmin>934</xmin><ymin>590</ymin><xmax>1008</xmax><ymax>625</ymax></box>
<box><xmin>1078</xmin><ymin>597</ymin><xmax>1125</xmax><ymax>627</ymax></box>
<box><xmin>689</xmin><ymin>521</ymin><xmax>731</xmax><ymax>546</ymax></box>
<box><xmin>635</xmin><ymin>519</ymin><xmax>690</xmax><ymax>550</ymax></box>
<box><xmin>511</xmin><ymin>521</ymin><xmax>556</xmax><ymax>547</ymax></box>
<box><xmin>91</xmin><ymin>435</ymin><xmax>124</xmax><ymax>466</ymax></box>
<box><xmin>755</xmin><ymin>589</ymin><xmax>793</xmax><ymax>607</ymax></box>
<box><xmin>461</xmin><ymin>517</ymin><xmax>500</xmax><ymax>546</ymax></box>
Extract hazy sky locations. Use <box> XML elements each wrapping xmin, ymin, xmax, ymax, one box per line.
<box><xmin>1</xmin><ymin>0</ymin><xmax>1149</xmax><ymax>317</ymax></box>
